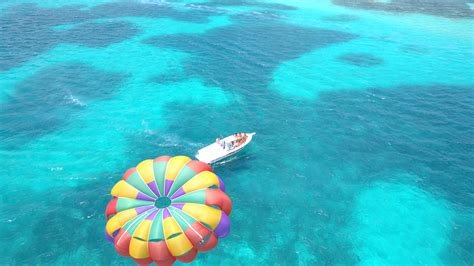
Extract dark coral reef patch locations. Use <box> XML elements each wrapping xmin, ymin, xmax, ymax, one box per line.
<box><xmin>0</xmin><ymin>63</ymin><xmax>127</xmax><ymax>149</ymax></box>
<box><xmin>0</xmin><ymin>2</ymin><xmax>212</xmax><ymax>71</ymax></box>
<box><xmin>332</xmin><ymin>0</ymin><xmax>474</xmax><ymax>18</ymax></box>
<box><xmin>147</xmin><ymin>16</ymin><xmax>356</xmax><ymax>93</ymax></box>
<box><xmin>338</xmin><ymin>53</ymin><xmax>383</xmax><ymax>67</ymax></box>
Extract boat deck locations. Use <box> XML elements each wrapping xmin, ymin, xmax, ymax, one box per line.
<box><xmin>196</xmin><ymin>133</ymin><xmax>255</xmax><ymax>164</ymax></box>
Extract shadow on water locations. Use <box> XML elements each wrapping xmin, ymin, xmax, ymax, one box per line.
<box><xmin>211</xmin><ymin>152</ymin><xmax>257</xmax><ymax>170</ymax></box>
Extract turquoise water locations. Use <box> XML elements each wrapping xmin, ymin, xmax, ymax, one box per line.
<box><xmin>0</xmin><ymin>0</ymin><xmax>473</xmax><ymax>264</ymax></box>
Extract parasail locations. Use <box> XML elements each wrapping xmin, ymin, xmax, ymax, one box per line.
<box><xmin>105</xmin><ymin>155</ymin><xmax>232</xmax><ymax>265</ymax></box>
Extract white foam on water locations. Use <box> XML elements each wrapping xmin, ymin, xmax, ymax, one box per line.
<box><xmin>64</xmin><ymin>94</ymin><xmax>86</xmax><ymax>107</ymax></box>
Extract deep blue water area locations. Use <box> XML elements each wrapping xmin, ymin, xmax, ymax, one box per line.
<box><xmin>0</xmin><ymin>63</ymin><xmax>127</xmax><ymax>148</ymax></box>
<box><xmin>332</xmin><ymin>0</ymin><xmax>474</xmax><ymax>18</ymax></box>
<box><xmin>147</xmin><ymin>14</ymin><xmax>356</xmax><ymax>94</ymax></box>
<box><xmin>0</xmin><ymin>0</ymin><xmax>473</xmax><ymax>265</ymax></box>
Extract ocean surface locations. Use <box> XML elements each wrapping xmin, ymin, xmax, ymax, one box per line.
<box><xmin>0</xmin><ymin>0</ymin><xmax>473</xmax><ymax>265</ymax></box>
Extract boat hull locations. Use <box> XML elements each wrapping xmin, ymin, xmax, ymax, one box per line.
<box><xmin>195</xmin><ymin>133</ymin><xmax>255</xmax><ymax>164</ymax></box>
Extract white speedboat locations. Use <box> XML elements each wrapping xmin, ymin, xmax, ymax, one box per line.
<box><xmin>195</xmin><ymin>132</ymin><xmax>256</xmax><ymax>164</ymax></box>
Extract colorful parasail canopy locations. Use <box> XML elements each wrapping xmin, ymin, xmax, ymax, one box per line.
<box><xmin>105</xmin><ymin>155</ymin><xmax>232</xmax><ymax>265</ymax></box>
